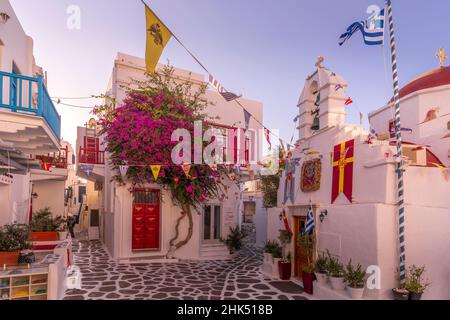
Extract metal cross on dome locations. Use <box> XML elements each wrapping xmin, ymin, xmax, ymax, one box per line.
<box><xmin>436</xmin><ymin>48</ymin><xmax>448</xmax><ymax>68</ymax></box>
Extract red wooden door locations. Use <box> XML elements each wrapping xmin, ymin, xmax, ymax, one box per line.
<box><xmin>132</xmin><ymin>190</ymin><xmax>160</xmax><ymax>250</ymax></box>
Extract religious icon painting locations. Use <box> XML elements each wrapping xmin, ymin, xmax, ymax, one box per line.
<box><xmin>300</xmin><ymin>159</ymin><xmax>322</xmax><ymax>192</ymax></box>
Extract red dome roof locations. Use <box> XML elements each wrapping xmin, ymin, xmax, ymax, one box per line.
<box><xmin>394</xmin><ymin>66</ymin><xmax>450</xmax><ymax>100</ymax></box>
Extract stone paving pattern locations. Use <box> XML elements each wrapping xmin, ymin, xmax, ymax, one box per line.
<box><xmin>64</xmin><ymin>236</ymin><xmax>307</xmax><ymax>300</ymax></box>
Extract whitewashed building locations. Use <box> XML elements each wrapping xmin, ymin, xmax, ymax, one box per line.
<box><xmin>0</xmin><ymin>0</ymin><xmax>64</xmax><ymax>225</ymax></box>
<box><xmin>272</xmin><ymin>56</ymin><xmax>449</xmax><ymax>299</ymax></box>
<box><xmin>76</xmin><ymin>53</ymin><xmax>264</xmax><ymax>262</ymax></box>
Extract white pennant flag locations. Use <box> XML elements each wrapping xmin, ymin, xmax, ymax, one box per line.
<box><xmin>119</xmin><ymin>165</ymin><xmax>129</xmax><ymax>177</ymax></box>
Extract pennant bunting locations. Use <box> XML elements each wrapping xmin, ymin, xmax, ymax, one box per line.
<box><xmin>119</xmin><ymin>165</ymin><xmax>129</xmax><ymax>178</ymax></box>
<box><xmin>208</xmin><ymin>75</ymin><xmax>242</xmax><ymax>102</ymax></box>
<box><xmin>145</xmin><ymin>6</ymin><xmax>172</xmax><ymax>74</ymax></box>
<box><xmin>81</xmin><ymin>164</ymin><xmax>94</xmax><ymax>177</ymax></box>
<box><xmin>281</xmin><ymin>209</ymin><xmax>293</xmax><ymax>234</ymax></box>
<box><xmin>283</xmin><ymin>160</ymin><xmax>296</xmax><ymax>205</ymax></box>
<box><xmin>345</xmin><ymin>97</ymin><xmax>353</xmax><ymax>106</ymax></box>
<box><xmin>150</xmin><ymin>165</ymin><xmax>161</xmax><ymax>181</ymax></box>
<box><xmin>244</xmin><ymin>110</ymin><xmax>251</xmax><ymax>130</ymax></box>
<box><xmin>279</xmin><ymin>139</ymin><xmax>286</xmax><ymax>155</ymax></box>
<box><xmin>331</xmin><ymin>140</ymin><xmax>355</xmax><ymax>203</ymax></box>
<box><xmin>264</xmin><ymin>128</ymin><xmax>272</xmax><ymax>150</ymax></box>
<box><xmin>181</xmin><ymin>163</ymin><xmax>191</xmax><ymax>178</ymax></box>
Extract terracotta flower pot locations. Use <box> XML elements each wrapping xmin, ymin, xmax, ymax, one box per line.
<box><xmin>29</xmin><ymin>231</ymin><xmax>59</xmax><ymax>242</ymax></box>
<box><xmin>302</xmin><ymin>271</ymin><xmax>315</xmax><ymax>295</ymax></box>
<box><xmin>0</xmin><ymin>251</ymin><xmax>20</xmax><ymax>266</ymax></box>
<box><xmin>278</xmin><ymin>261</ymin><xmax>292</xmax><ymax>280</ymax></box>
<box><xmin>409</xmin><ymin>292</ymin><xmax>423</xmax><ymax>301</ymax></box>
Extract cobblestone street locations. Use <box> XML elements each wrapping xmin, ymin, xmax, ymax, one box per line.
<box><xmin>64</xmin><ymin>240</ymin><xmax>308</xmax><ymax>301</ymax></box>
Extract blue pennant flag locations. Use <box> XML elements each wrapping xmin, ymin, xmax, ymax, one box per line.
<box><xmin>339</xmin><ymin>8</ymin><xmax>385</xmax><ymax>46</ymax></box>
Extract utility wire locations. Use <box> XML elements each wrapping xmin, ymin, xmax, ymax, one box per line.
<box><xmin>140</xmin><ymin>0</ymin><xmax>289</xmax><ymax>147</ymax></box>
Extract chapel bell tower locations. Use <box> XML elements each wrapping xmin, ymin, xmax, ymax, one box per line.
<box><xmin>297</xmin><ymin>56</ymin><xmax>348</xmax><ymax>141</ymax></box>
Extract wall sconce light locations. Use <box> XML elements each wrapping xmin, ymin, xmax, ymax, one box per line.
<box><xmin>0</xmin><ymin>13</ymin><xmax>10</xmax><ymax>25</ymax></box>
<box><xmin>31</xmin><ymin>192</ymin><xmax>38</xmax><ymax>199</ymax></box>
<box><xmin>319</xmin><ymin>209</ymin><xmax>328</xmax><ymax>223</ymax></box>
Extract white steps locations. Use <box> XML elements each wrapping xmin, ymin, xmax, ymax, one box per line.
<box><xmin>199</xmin><ymin>243</ymin><xmax>231</xmax><ymax>261</ymax></box>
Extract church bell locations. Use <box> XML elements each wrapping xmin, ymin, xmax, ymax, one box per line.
<box><xmin>311</xmin><ymin>117</ymin><xmax>320</xmax><ymax>131</ymax></box>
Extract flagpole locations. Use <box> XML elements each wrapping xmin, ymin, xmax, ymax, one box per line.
<box><xmin>386</xmin><ymin>0</ymin><xmax>406</xmax><ymax>285</ymax></box>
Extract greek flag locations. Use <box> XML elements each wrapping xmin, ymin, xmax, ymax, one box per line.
<box><xmin>339</xmin><ymin>8</ymin><xmax>385</xmax><ymax>46</ymax></box>
<box><xmin>303</xmin><ymin>206</ymin><xmax>315</xmax><ymax>235</ymax></box>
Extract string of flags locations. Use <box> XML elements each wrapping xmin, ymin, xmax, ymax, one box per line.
<box><xmin>142</xmin><ymin>0</ymin><xmax>282</xmax><ymax>151</ymax></box>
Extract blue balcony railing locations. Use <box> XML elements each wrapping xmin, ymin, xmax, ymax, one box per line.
<box><xmin>0</xmin><ymin>71</ymin><xmax>61</xmax><ymax>139</ymax></box>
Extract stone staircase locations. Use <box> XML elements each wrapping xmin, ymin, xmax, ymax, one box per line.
<box><xmin>199</xmin><ymin>243</ymin><xmax>231</xmax><ymax>261</ymax></box>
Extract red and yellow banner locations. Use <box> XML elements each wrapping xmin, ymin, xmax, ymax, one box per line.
<box><xmin>331</xmin><ymin>139</ymin><xmax>355</xmax><ymax>203</ymax></box>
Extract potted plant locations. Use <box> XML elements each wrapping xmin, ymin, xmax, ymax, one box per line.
<box><xmin>405</xmin><ymin>265</ymin><xmax>429</xmax><ymax>300</ymax></box>
<box><xmin>278</xmin><ymin>230</ymin><xmax>293</xmax><ymax>280</ymax></box>
<box><xmin>224</xmin><ymin>226</ymin><xmax>247</xmax><ymax>254</ymax></box>
<box><xmin>56</xmin><ymin>216</ymin><xmax>69</xmax><ymax>240</ymax></box>
<box><xmin>298</xmin><ymin>232</ymin><xmax>316</xmax><ymax>295</ymax></box>
<box><xmin>263</xmin><ymin>240</ymin><xmax>277</xmax><ymax>264</ymax></box>
<box><xmin>392</xmin><ymin>287</ymin><xmax>410</xmax><ymax>300</ymax></box>
<box><xmin>271</xmin><ymin>243</ymin><xmax>283</xmax><ymax>277</ymax></box>
<box><xmin>344</xmin><ymin>260</ymin><xmax>366</xmax><ymax>299</ymax></box>
<box><xmin>29</xmin><ymin>208</ymin><xmax>62</xmax><ymax>241</ymax></box>
<box><xmin>314</xmin><ymin>252</ymin><xmax>329</xmax><ymax>284</ymax></box>
<box><xmin>0</xmin><ymin>224</ymin><xmax>32</xmax><ymax>266</ymax></box>
<box><xmin>327</xmin><ymin>251</ymin><xmax>345</xmax><ymax>291</ymax></box>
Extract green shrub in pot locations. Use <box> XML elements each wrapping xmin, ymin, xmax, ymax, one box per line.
<box><xmin>0</xmin><ymin>224</ymin><xmax>32</xmax><ymax>266</ymax></box>
<box><xmin>0</xmin><ymin>224</ymin><xmax>32</xmax><ymax>252</ymax></box>
<box><xmin>326</xmin><ymin>251</ymin><xmax>345</xmax><ymax>290</ymax></box>
<box><xmin>344</xmin><ymin>260</ymin><xmax>367</xmax><ymax>299</ymax></box>
<box><xmin>314</xmin><ymin>252</ymin><xmax>329</xmax><ymax>284</ymax></box>
<box><xmin>405</xmin><ymin>265</ymin><xmax>429</xmax><ymax>300</ymax></box>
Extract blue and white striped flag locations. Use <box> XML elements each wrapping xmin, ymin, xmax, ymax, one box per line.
<box><xmin>339</xmin><ymin>8</ymin><xmax>385</xmax><ymax>46</ymax></box>
<box><xmin>303</xmin><ymin>206</ymin><xmax>315</xmax><ymax>235</ymax></box>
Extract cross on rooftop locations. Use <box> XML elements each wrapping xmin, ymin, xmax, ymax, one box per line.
<box><xmin>436</xmin><ymin>48</ymin><xmax>448</xmax><ymax>68</ymax></box>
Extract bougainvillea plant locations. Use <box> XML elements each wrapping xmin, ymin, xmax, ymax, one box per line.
<box><xmin>93</xmin><ymin>66</ymin><xmax>229</xmax><ymax>255</ymax></box>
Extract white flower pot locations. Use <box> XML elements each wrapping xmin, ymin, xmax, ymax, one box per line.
<box><xmin>314</xmin><ymin>272</ymin><xmax>329</xmax><ymax>284</ymax></box>
<box><xmin>347</xmin><ymin>286</ymin><xmax>365</xmax><ymax>300</ymax></box>
<box><xmin>264</xmin><ymin>253</ymin><xmax>271</xmax><ymax>263</ymax></box>
<box><xmin>272</xmin><ymin>258</ymin><xmax>281</xmax><ymax>278</ymax></box>
<box><xmin>59</xmin><ymin>231</ymin><xmax>68</xmax><ymax>240</ymax></box>
<box><xmin>330</xmin><ymin>276</ymin><xmax>346</xmax><ymax>291</ymax></box>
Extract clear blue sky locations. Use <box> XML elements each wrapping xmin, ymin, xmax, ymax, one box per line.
<box><xmin>10</xmin><ymin>0</ymin><xmax>450</xmax><ymax>147</ymax></box>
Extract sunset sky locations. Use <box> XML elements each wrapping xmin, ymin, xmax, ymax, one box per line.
<box><xmin>10</xmin><ymin>0</ymin><xmax>450</xmax><ymax>147</ymax></box>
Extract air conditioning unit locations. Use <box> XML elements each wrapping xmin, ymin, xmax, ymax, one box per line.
<box><xmin>403</xmin><ymin>145</ymin><xmax>427</xmax><ymax>166</ymax></box>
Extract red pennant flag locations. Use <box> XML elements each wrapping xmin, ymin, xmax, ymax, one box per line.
<box><xmin>345</xmin><ymin>97</ymin><xmax>353</xmax><ymax>106</ymax></box>
<box><xmin>331</xmin><ymin>139</ymin><xmax>355</xmax><ymax>203</ymax></box>
<box><xmin>281</xmin><ymin>209</ymin><xmax>293</xmax><ymax>234</ymax></box>
<box><xmin>264</xmin><ymin>128</ymin><xmax>272</xmax><ymax>150</ymax></box>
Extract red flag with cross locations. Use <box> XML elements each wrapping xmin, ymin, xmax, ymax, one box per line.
<box><xmin>331</xmin><ymin>139</ymin><xmax>355</xmax><ymax>203</ymax></box>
